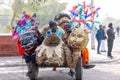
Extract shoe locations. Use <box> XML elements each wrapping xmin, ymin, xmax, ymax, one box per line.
<box><xmin>103</xmin><ymin>50</ymin><xmax>106</xmax><ymax>52</ymax></box>
<box><xmin>101</xmin><ymin>50</ymin><xmax>106</xmax><ymax>52</ymax></box>
<box><xmin>68</xmin><ymin>69</ymin><xmax>75</xmax><ymax>77</ymax></box>
<box><xmin>83</xmin><ymin>64</ymin><xmax>95</xmax><ymax>69</ymax></box>
<box><xmin>26</xmin><ymin>71</ymin><xmax>32</xmax><ymax>77</ymax></box>
<box><xmin>52</xmin><ymin>67</ymin><xmax>57</xmax><ymax>71</ymax></box>
<box><xmin>76</xmin><ymin>79</ymin><xmax>81</xmax><ymax>80</ymax></box>
<box><xmin>108</xmin><ymin>56</ymin><xmax>113</xmax><ymax>59</ymax></box>
<box><xmin>26</xmin><ymin>77</ymin><xmax>36</xmax><ymax>80</ymax></box>
<box><xmin>97</xmin><ymin>53</ymin><xmax>101</xmax><ymax>54</ymax></box>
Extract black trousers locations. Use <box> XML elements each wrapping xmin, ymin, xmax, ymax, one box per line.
<box><xmin>107</xmin><ymin>39</ymin><xmax>114</xmax><ymax>57</ymax></box>
<box><xmin>24</xmin><ymin>53</ymin><xmax>39</xmax><ymax>80</ymax></box>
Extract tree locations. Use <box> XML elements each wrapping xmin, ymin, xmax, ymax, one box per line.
<box><xmin>23</xmin><ymin>0</ymin><xmax>46</xmax><ymax>14</ymax></box>
<box><xmin>10</xmin><ymin>0</ymin><xmax>25</xmax><ymax>27</ymax></box>
<box><xmin>5</xmin><ymin>25</ymin><xmax>11</xmax><ymax>33</ymax></box>
<box><xmin>7</xmin><ymin>0</ymin><xmax>67</xmax><ymax>32</ymax></box>
<box><xmin>36</xmin><ymin>0</ymin><xmax>67</xmax><ymax>28</ymax></box>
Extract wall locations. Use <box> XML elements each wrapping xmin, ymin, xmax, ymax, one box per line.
<box><xmin>0</xmin><ymin>35</ymin><xmax>20</xmax><ymax>56</ymax></box>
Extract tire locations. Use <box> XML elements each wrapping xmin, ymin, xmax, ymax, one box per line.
<box><xmin>75</xmin><ymin>57</ymin><xmax>83</xmax><ymax>80</ymax></box>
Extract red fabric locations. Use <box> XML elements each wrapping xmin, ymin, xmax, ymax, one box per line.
<box><xmin>81</xmin><ymin>48</ymin><xmax>89</xmax><ymax>66</ymax></box>
<box><xmin>16</xmin><ymin>40</ymin><xmax>25</xmax><ymax>56</ymax></box>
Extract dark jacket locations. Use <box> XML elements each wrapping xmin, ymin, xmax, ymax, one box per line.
<box><xmin>36</xmin><ymin>30</ymin><xmax>44</xmax><ymax>46</ymax></box>
<box><xmin>107</xmin><ymin>28</ymin><xmax>115</xmax><ymax>40</ymax></box>
<box><xmin>96</xmin><ymin>28</ymin><xmax>104</xmax><ymax>40</ymax></box>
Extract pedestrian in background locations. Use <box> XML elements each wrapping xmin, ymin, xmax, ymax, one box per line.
<box><xmin>96</xmin><ymin>25</ymin><xmax>104</xmax><ymax>54</ymax></box>
<box><xmin>101</xmin><ymin>25</ymin><xmax>107</xmax><ymax>52</ymax></box>
<box><xmin>107</xmin><ymin>23</ymin><xmax>115</xmax><ymax>59</ymax></box>
<box><xmin>116</xmin><ymin>26</ymin><xmax>120</xmax><ymax>36</ymax></box>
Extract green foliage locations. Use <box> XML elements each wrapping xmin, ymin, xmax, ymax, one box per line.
<box><xmin>8</xmin><ymin>0</ymin><xmax>67</xmax><ymax>33</ymax></box>
<box><xmin>36</xmin><ymin>0</ymin><xmax>67</xmax><ymax>28</ymax></box>
<box><xmin>5</xmin><ymin>25</ymin><xmax>11</xmax><ymax>33</ymax></box>
<box><xmin>24</xmin><ymin>0</ymin><xmax>46</xmax><ymax>14</ymax></box>
<box><xmin>11</xmin><ymin>0</ymin><xmax>25</xmax><ymax>17</ymax></box>
<box><xmin>24</xmin><ymin>0</ymin><xmax>67</xmax><ymax>28</ymax></box>
<box><xmin>10</xmin><ymin>0</ymin><xmax>25</xmax><ymax>28</ymax></box>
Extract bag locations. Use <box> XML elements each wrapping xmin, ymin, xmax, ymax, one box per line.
<box><xmin>104</xmin><ymin>35</ymin><xmax>107</xmax><ymax>40</ymax></box>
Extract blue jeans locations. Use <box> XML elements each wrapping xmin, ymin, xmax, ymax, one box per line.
<box><xmin>97</xmin><ymin>40</ymin><xmax>102</xmax><ymax>53</ymax></box>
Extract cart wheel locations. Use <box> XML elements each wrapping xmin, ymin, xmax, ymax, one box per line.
<box><xmin>75</xmin><ymin>57</ymin><xmax>83</xmax><ymax>80</ymax></box>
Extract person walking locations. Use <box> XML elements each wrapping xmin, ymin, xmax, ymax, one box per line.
<box><xmin>101</xmin><ymin>25</ymin><xmax>107</xmax><ymax>52</ymax></box>
<box><xmin>116</xmin><ymin>26</ymin><xmax>120</xmax><ymax>36</ymax></box>
<box><xmin>16</xmin><ymin>27</ymin><xmax>44</xmax><ymax>80</ymax></box>
<box><xmin>96</xmin><ymin>25</ymin><xmax>104</xmax><ymax>54</ymax></box>
<box><xmin>107</xmin><ymin>23</ymin><xmax>115</xmax><ymax>59</ymax></box>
